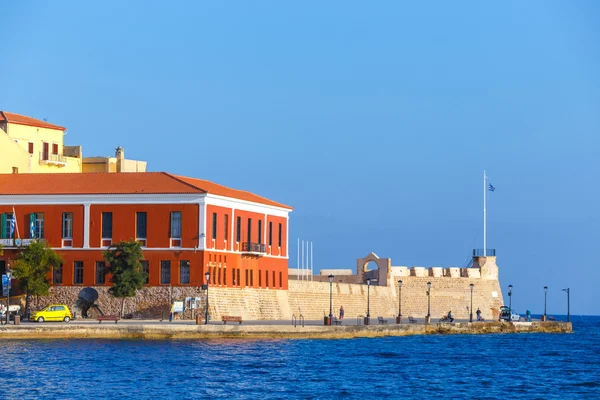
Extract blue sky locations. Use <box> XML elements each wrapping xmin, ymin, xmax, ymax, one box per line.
<box><xmin>1</xmin><ymin>1</ymin><xmax>599</xmax><ymax>315</ymax></box>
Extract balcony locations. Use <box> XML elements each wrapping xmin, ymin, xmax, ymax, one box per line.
<box><xmin>241</xmin><ymin>242</ymin><xmax>266</xmax><ymax>256</ymax></box>
<box><xmin>39</xmin><ymin>152</ymin><xmax>67</xmax><ymax>166</ymax></box>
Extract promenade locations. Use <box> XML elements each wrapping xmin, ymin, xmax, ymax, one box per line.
<box><xmin>0</xmin><ymin>319</ymin><xmax>572</xmax><ymax>340</ymax></box>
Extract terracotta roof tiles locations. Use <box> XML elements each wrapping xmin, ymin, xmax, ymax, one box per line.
<box><xmin>0</xmin><ymin>111</ymin><xmax>66</xmax><ymax>131</ymax></box>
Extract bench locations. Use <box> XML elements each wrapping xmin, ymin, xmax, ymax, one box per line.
<box><xmin>408</xmin><ymin>316</ymin><xmax>417</xmax><ymax>324</ymax></box>
<box><xmin>221</xmin><ymin>315</ymin><xmax>242</xmax><ymax>325</ymax></box>
<box><xmin>331</xmin><ymin>316</ymin><xmax>342</xmax><ymax>326</ymax></box>
<box><xmin>377</xmin><ymin>316</ymin><xmax>388</xmax><ymax>324</ymax></box>
<box><xmin>97</xmin><ymin>315</ymin><xmax>119</xmax><ymax>324</ymax></box>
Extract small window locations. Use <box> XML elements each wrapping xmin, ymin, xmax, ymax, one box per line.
<box><xmin>180</xmin><ymin>260</ymin><xmax>190</xmax><ymax>284</ymax></box>
<box><xmin>269</xmin><ymin>222</ymin><xmax>273</xmax><ymax>246</ymax></box>
<box><xmin>1</xmin><ymin>213</ymin><xmax>16</xmax><ymax>239</ymax></box>
<box><xmin>170</xmin><ymin>212</ymin><xmax>182</xmax><ymax>238</ymax></box>
<box><xmin>136</xmin><ymin>212</ymin><xmax>147</xmax><ymax>240</ymax></box>
<box><xmin>236</xmin><ymin>216</ymin><xmax>241</xmax><ymax>242</ymax></box>
<box><xmin>250</xmin><ymin>270</ymin><xmax>254</xmax><ymax>286</ymax></box>
<box><xmin>74</xmin><ymin>261</ymin><xmax>84</xmax><ymax>284</ymax></box>
<box><xmin>272</xmin><ymin>271</ymin><xmax>275</xmax><ymax>288</ymax></box>
<box><xmin>247</xmin><ymin>218</ymin><xmax>252</xmax><ymax>243</ymax></box>
<box><xmin>278</xmin><ymin>223</ymin><xmax>282</xmax><ymax>247</ymax></box>
<box><xmin>62</xmin><ymin>213</ymin><xmax>73</xmax><ymax>239</ymax></box>
<box><xmin>95</xmin><ymin>261</ymin><xmax>106</xmax><ymax>285</ymax></box>
<box><xmin>279</xmin><ymin>271</ymin><xmax>282</xmax><ymax>288</ymax></box>
<box><xmin>53</xmin><ymin>264</ymin><xmax>63</xmax><ymax>284</ymax></box>
<box><xmin>265</xmin><ymin>270</ymin><xmax>269</xmax><ymax>287</ymax></box>
<box><xmin>224</xmin><ymin>214</ymin><xmax>229</xmax><ymax>241</ymax></box>
<box><xmin>101</xmin><ymin>212</ymin><xmax>112</xmax><ymax>245</ymax></box>
<box><xmin>258</xmin><ymin>220</ymin><xmax>262</xmax><ymax>245</ymax></box>
<box><xmin>258</xmin><ymin>270</ymin><xmax>262</xmax><ymax>287</ymax></box>
<box><xmin>28</xmin><ymin>142</ymin><xmax>34</xmax><ymax>154</ymax></box>
<box><xmin>160</xmin><ymin>260</ymin><xmax>171</xmax><ymax>284</ymax></box>
<box><xmin>55</xmin><ymin>306</ymin><xmax>65</xmax><ymax>311</ymax></box>
<box><xmin>223</xmin><ymin>267</ymin><xmax>227</xmax><ymax>285</ymax></box>
<box><xmin>52</xmin><ymin>143</ymin><xmax>59</xmax><ymax>155</ymax></box>
<box><xmin>140</xmin><ymin>260</ymin><xmax>149</xmax><ymax>284</ymax></box>
<box><xmin>245</xmin><ymin>269</ymin><xmax>248</xmax><ymax>287</ymax></box>
<box><xmin>12</xmin><ymin>167</ymin><xmax>18</xmax><ymax>174</ymax></box>
<box><xmin>212</xmin><ymin>212</ymin><xmax>217</xmax><ymax>240</ymax></box>
<box><xmin>30</xmin><ymin>213</ymin><xmax>44</xmax><ymax>239</ymax></box>
<box><xmin>237</xmin><ymin>269</ymin><xmax>241</xmax><ymax>287</ymax></box>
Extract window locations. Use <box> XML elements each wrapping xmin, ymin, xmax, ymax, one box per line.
<box><xmin>95</xmin><ymin>261</ymin><xmax>106</xmax><ymax>284</ymax></box>
<box><xmin>170</xmin><ymin>212</ymin><xmax>182</xmax><ymax>238</ymax></box>
<box><xmin>12</xmin><ymin>167</ymin><xmax>18</xmax><ymax>174</ymax></box>
<box><xmin>52</xmin><ymin>143</ymin><xmax>58</xmax><ymax>155</ymax></box>
<box><xmin>236</xmin><ymin>216</ymin><xmax>241</xmax><ymax>242</ymax></box>
<box><xmin>180</xmin><ymin>260</ymin><xmax>190</xmax><ymax>284</ymax></box>
<box><xmin>30</xmin><ymin>213</ymin><xmax>44</xmax><ymax>239</ymax></box>
<box><xmin>212</xmin><ymin>212</ymin><xmax>217</xmax><ymax>240</ymax></box>
<box><xmin>62</xmin><ymin>213</ymin><xmax>73</xmax><ymax>239</ymax></box>
<box><xmin>278</xmin><ymin>223</ymin><xmax>282</xmax><ymax>247</ymax></box>
<box><xmin>101</xmin><ymin>212</ymin><xmax>112</xmax><ymax>246</ymax></box>
<box><xmin>160</xmin><ymin>260</ymin><xmax>171</xmax><ymax>284</ymax></box>
<box><xmin>42</xmin><ymin>142</ymin><xmax>49</xmax><ymax>160</ymax></box>
<box><xmin>247</xmin><ymin>218</ymin><xmax>252</xmax><ymax>243</ymax></box>
<box><xmin>28</xmin><ymin>142</ymin><xmax>34</xmax><ymax>155</ymax></box>
<box><xmin>279</xmin><ymin>271</ymin><xmax>282</xmax><ymax>288</ymax></box>
<box><xmin>140</xmin><ymin>260</ymin><xmax>149</xmax><ymax>284</ymax></box>
<box><xmin>1</xmin><ymin>213</ymin><xmax>15</xmax><ymax>239</ymax></box>
<box><xmin>237</xmin><ymin>269</ymin><xmax>241</xmax><ymax>288</ymax></box>
<box><xmin>245</xmin><ymin>269</ymin><xmax>248</xmax><ymax>287</ymax></box>
<box><xmin>74</xmin><ymin>261</ymin><xmax>84</xmax><ymax>284</ymax></box>
<box><xmin>269</xmin><ymin>222</ymin><xmax>273</xmax><ymax>246</ymax></box>
<box><xmin>223</xmin><ymin>268</ymin><xmax>227</xmax><ymax>285</ymax></box>
<box><xmin>218</xmin><ymin>267</ymin><xmax>221</xmax><ymax>285</ymax></box>
<box><xmin>250</xmin><ymin>270</ymin><xmax>254</xmax><ymax>286</ymax></box>
<box><xmin>265</xmin><ymin>270</ymin><xmax>269</xmax><ymax>287</ymax></box>
<box><xmin>272</xmin><ymin>271</ymin><xmax>275</xmax><ymax>288</ymax></box>
<box><xmin>224</xmin><ymin>214</ymin><xmax>229</xmax><ymax>241</ymax></box>
<box><xmin>53</xmin><ymin>264</ymin><xmax>63</xmax><ymax>284</ymax></box>
<box><xmin>136</xmin><ymin>212</ymin><xmax>147</xmax><ymax>242</ymax></box>
<box><xmin>258</xmin><ymin>220</ymin><xmax>262</xmax><ymax>244</ymax></box>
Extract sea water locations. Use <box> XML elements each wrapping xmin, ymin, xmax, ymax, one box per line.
<box><xmin>0</xmin><ymin>316</ymin><xmax>598</xmax><ymax>399</ymax></box>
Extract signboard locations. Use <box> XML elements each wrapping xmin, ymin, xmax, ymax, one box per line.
<box><xmin>173</xmin><ymin>301</ymin><xmax>184</xmax><ymax>313</ymax></box>
<box><xmin>0</xmin><ymin>238</ymin><xmax>36</xmax><ymax>248</ymax></box>
<box><xmin>2</xmin><ymin>274</ymin><xmax>9</xmax><ymax>297</ymax></box>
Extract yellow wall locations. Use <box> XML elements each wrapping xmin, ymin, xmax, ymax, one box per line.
<box><xmin>3</xmin><ymin>123</ymin><xmax>82</xmax><ymax>173</ymax></box>
<box><xmin>0</xmin><ymin>132</ymin><xmax>30</xmax><ymax>173</ymax></box>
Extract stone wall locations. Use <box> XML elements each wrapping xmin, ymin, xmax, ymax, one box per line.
<box><xmin>28</xmin><ymin>257</ymin><xmax>504</xmax><ymax>322</ymax></box>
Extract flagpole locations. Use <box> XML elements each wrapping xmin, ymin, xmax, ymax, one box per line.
<box><xmin>12</xmin><ymin>206</ymin><xmax>20</xmax><ymax>240</ymax></box>
<box><xmin>483</xmin><ymin>171</ymin><xmax>487</xmax><ymax>256</ymax></box>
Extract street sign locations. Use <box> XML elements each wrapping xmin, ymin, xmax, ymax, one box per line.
<box><xmin>2</xmin><ymin>289</ymin><xmax>7</xmax><ymax>297</ymax></box>
<box><xmin>1</xmin><ymin>274</ymin><xmax>8</xmax><ymax>288</ymax></box>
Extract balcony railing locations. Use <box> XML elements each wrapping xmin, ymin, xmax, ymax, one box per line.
<box><xmin>39</xmin><ymin>152</ymin><xmax>67</xmax><ymax>166</ymax></box>
<box><xmin>241</xmin><ymin>242</ymin><xmax>266</xmax><ymax>254</ymax></box>
<box><xmin>473</xmin><ymin>249</ymin><xmax>496</xmax><ymax>257</ymax></box>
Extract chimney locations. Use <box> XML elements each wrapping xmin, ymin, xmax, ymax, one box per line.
<box><xmin>116</xmin><ymin>146</ymin><xmax>124</xmax><ymax>172</ymax></box>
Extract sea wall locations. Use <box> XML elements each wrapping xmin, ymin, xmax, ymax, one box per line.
<box><xmin>26</xmin><ymin>257</ymin><xmax>503</xmax><ymax>322</ymax></box>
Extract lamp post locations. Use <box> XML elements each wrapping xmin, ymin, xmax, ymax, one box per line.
<box><xmin>366</xmin><ymin>278</ymin><xmax>371</xmax><ymax>325</ymax></box>
<box><xmin>469</xmin><ymin>283</ymin><xmax>474</xmax><ymax>322</ymax></box>
<box><xmin>508</xmin><ymin>284</ymin><xmax>513</xmax><ymax>317</ymax></box>
<box><xmin>396</xmin><ymin>280</ymin><xmax>403</xmax><ymax>324</ymax></box>
<box><xmin>5</xmin><ymin>268</ymin><xmax>12</xmax><ymax>325</ymax></box>
<box><xmin>204</xmin><ymin>271</ymin><xmax>210</xmax><ymax>325</ymax></box>
<box><xmin>562</xmin><ymin>288</ymin><xmax>570</xmax><ymax>322</ymax></box>
<box><xmin>543</xmin><ymin>286</ymin><xmax>548</xmax><ymax>321</ymax></box>
<box><xmin>426</xmin><ymin>281</ymin><xmax>431</xmax><ymax>324</ymax></box>
<box><xmin>328</xmin><ymin>274</ymin><xmax>334</xmax><ymax>325</ymax></box>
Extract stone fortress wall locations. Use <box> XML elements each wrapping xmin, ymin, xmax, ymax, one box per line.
<box><xmin>30</xmin><ymin>253</ymin><xmax>504</xmax><ymax>322</ymax></box>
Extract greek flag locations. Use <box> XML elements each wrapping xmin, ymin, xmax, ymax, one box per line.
<box><xmin>488</xmin><ymin>183</ymin><xmax>496</xmax><ymax>192</ymax></box>
<box><xmin>9</xmin><ymin>213</ymin><xmax>15</xmax><ymax>238</ymax></box>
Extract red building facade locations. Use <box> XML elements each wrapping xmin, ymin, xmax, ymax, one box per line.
<box><xmin>0</xmin><ymin>172</ymin><xmax>291</xmax><ymax>290</ymax></box>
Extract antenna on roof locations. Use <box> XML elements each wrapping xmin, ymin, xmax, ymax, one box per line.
<box><xmin>43</xmin><ymin>118</ymin><xmax>47</xmax><ymax>122</ymax></box>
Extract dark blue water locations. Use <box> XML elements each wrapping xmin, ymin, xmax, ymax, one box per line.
<box><xmin>0</xmin><ymin>316</ymin><xmax>598</xmax><ymax>399</ymax></box>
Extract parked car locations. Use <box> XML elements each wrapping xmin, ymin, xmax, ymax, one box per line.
<box><xmin>30</xmin><ymin>304</ymin><xmax>72</xmax><ymax>323</ymax></box>
<box><xmin>499</xmin><ymin>306</ymin><xmax>520</xmax><ymax>322</ymax></box>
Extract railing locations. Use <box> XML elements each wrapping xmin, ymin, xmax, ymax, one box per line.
<box><xmin>473</xmin><ymin>249</ymin><xmax>496</xmax><ymax>257</ymax></box>
<box><xmin>241</xmin><ymin>242</ymin><xmax>266</xmax><ymax>254</ymax></box>
<box><xmin>39</xmin><ymin>152</ymin><xmax>67</xmax><ymax>165</ymax></box>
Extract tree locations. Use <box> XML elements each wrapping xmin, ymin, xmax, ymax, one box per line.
<box><xmin>11</xmin><ymin>240</ymin><xmax>62</xmax><ymax>313</ymax></box>
<box><xmin>103</xmin><ymin>240</ymin><xmax>146</xmax><ymax>318</ymax></box>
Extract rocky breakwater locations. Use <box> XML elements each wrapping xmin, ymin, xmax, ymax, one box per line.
<box><xmin>0</xmin><ymin>321</ymin><xmax>572</xmax><ymax>340</ymax></box>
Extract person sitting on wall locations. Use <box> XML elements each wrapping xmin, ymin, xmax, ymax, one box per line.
<box><xmin>447</xmin><ymin>311</ymin><xmax>454</xmax><ymax>323</ymax></box>
<box><xmin>476</xmin><ymin>308</ymin><xmax>483</xmax><ymax>321</ymax></box>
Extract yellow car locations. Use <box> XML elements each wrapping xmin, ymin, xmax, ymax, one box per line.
<box><xmin>30</xmin><ymin>304</ymin><xmax>72</xmax><ymax>323</ymax></box>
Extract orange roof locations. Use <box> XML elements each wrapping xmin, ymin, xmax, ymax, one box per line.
<box><xmin>0</xmin><ymin>172</ymin><xmax>292</xmax><ymax>209</ymax></box>
<box><xmin>0</xmin><ymin>111</ymin><xmax>66</xmax><ymax>131</ymax></box>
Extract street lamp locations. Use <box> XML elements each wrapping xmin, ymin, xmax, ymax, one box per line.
<box><xmin>469</xmin><ymin>283</ymin><xmax>474</xmax><ymax>322</ymax></box>
<box><xmin>328</xmin><ymin>274</ymin><xmax>334</xmax><ymax>325</ymax></box>
<box><xmin>204</xmin><ymin>271</ymin><xmax>210</xmax><ymax>325</ymax></box>
<box><xmin>426</xmin><ymin>281</ymin><xmax>431</xmax><ymax>324</ymax></box>
<box><xmin>397</xmin><ymin>280</ymin><xmax>403</xmax><ymax>324</ymax></box>
<box><xmin>508</xmin><ymin>284</ymin><xmax>513</xmax><ymax>316</ymax></box>
<box><xmin>562</xmin><ymin>288</ymin><xmax>570</xmax><ymax>322</ymax></box>
<box><xmin>366</xmin><ymin>278</ymin><xmax>371</xmax><ymax>325</ymax></box>
<box><xmin>5</xmin><ymin>268</ymin><xmax>12</xmax><ymax>325</ymax></box>
<box><xmin>543</xmin><ymin>286</ymin><xmax>548</xmax><ymax>321</ymax></box>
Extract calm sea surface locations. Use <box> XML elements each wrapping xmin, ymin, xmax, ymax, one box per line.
<box><xmin>0</xmin><ymin>316</ymin><xmax>598</xmax><ymax>399</ymax></box>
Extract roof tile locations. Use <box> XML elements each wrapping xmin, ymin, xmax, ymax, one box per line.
<box><xmin>0</xmin><ymin>111</ymin><xmax>66</xmax><ymax>131</ymax></box>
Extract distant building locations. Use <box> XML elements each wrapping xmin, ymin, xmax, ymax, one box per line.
<box><xmin>1</xmin><ymin>111</ymin><xmax>147</xmax><ymax>174</ymax></box>
<box><xmin>0</xmin><ymin>172</ymin><xmax>292</xmax><ymax>290</ymax></box>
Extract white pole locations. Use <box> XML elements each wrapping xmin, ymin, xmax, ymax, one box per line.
<box><xmin>310</xmin><ymin>241</ymin><xmax>313</xmax><ymax>281</ymax></box>
<box><xmin>305</xmin><ymin>241</ymin><xmax>309</xmax><ymax>280</ymax></box>
<box><xmin>483</xmin><ymin>170</ymin><xmax>487</xmax><ymax>256</ymax></box>
<box><xmin>301</xmin><ymin>240</ymin><xmax>304</xmax><ymax>280</ymax></box>
<box><xmin>297</xmin><ymin>238</ymin><xmax>299</xmax><ymax>280</ymax></box>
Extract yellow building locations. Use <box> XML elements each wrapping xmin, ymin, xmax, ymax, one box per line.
<box><xmin>1</xmin><ymin>111</ymin><xmax>147</xmax><ymax>174</ymax></box>
<box><xmin>0</xmin><ymin>111</ymin><xmax>82</xmax><ymax>174</ymax></box>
